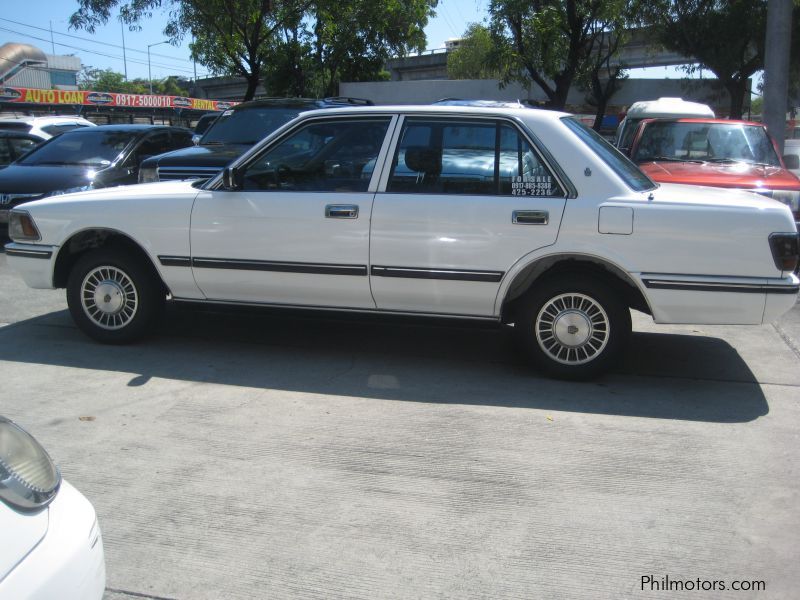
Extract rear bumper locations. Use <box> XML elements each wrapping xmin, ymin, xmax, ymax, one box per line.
<box><xmin>0</xmin><ymin>481</ymin><xmax>105</xmax><ymax>600</ymax></box>
<box><xmin>639</xmin><ymin>273</ymin><xmax>799</xmax><ymax>325</ymax></box>
<box><xmin>4</xmin><ymin>242</ymin><xmax>57</xmax><ymax>289</ymax></box>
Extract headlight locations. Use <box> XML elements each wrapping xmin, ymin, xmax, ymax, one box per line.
<box><xmin>0</xmin><ymin>416</ymin><xmax>61</xmax><ymax>510</ymax></box>
<box><xmin>8</xmin><ymin>210</ymin><xmax>41</xmax><ymax>242</ymax></box>
<box><xmin>47</xmin><ymin>184</ymin><xmax>93</xmax><ymax>197</ymax></box>
<box><xmin>138</xmin><ymin>166</ymin><xmax>159</xmax><ymax>183</ymax></box>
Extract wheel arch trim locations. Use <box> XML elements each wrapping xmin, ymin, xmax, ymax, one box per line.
<box><xmin>52</xmin><ymin>227</ymin><xmax>169</xmax><ymax>292</ymax></box>
<box><xmin>494</xmin><ymin>250</ymin><xmax>653</xmax><ymax>319</ymax></box>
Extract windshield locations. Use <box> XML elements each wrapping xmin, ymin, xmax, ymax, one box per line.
<box><xmin>562</xmin><ymin>117</ymin><xmax>656</xmax><ymax>192</ymax></box>
<box><xmin>19</xmin><ymin>129</ymin><xmax>138</xmax><ymax>167</ymax></box>
<box><xmin>632</xmin><ymin>121</ymin><xmax>781</xmax><ymax>166</ymax></box>
<box><xmin>201</xmin><ymin>107</ymin><xmax>303</xmax><ymax>145</ymax></box>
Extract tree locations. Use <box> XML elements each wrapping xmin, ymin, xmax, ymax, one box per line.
<box><xmin>71</xmin><ymin>0</ymin><xmax>436</xmax><ymax>101</ymax></box>
<box><xmin>642</xmin><ymin>0</ymin><xmax>766</xmax><ymax>119</ymax></box>
<box><xmin>488</xmin><ymin>0</ymin><xmax>611</xmax><ymax>110</ymax></box>
<box><xmin>575</xmin><ymin>0</ymin><xmax>639</xmax><ymax>130</ymax></box>
<box><xmin>447</xmin><ymin>23</ymin><xmax>501</xmax><ymax>80</ymax></box>
<box><xmin>71</xmin><ymin>0</ymin><xmax>311</xmax><ymax>101</ymax></box>
<box><xmin>308</xmin><ymin>0</ymin><xmax>434</xmax><ymax>97</ymax></box>
<box><xmin>78</xmin><ymin>68</ymin><xmax>190</xmax><ymax>95</ymax></box>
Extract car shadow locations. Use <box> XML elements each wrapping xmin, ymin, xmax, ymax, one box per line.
<box><xmin>0</xmin><ymin>304</ymin><xmax>769</xmax><ymax>423</ymax></box>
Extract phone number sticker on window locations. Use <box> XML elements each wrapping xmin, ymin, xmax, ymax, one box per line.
<box><xmin>511</xmin><ymin>175</ymin><xmax>554</xmax><ymax>196</ymax></box>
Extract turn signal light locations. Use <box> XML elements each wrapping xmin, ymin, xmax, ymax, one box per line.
<box><xmin>8</xmin><ymin>211</ymin><xmax>41</xmax><ymax>242</ymax></box>
<box><xmin>769</xmin><ymin>233</ymin><xmax>799</xmax><ymax>272</ymax></box>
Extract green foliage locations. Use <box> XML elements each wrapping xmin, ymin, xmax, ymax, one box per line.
<box><xmin>447</xmin><ymin>24</ymin><xmax>501</xmax><ymax>80</ymax></box>
<box><xmin>78</xmin><ymin>67</ymin><xmax>191</xmax><ymax>95</ymax></box>
<box><xmin>70</xmin><ymin>0</ymin><xmax>436</xmax><ymax>100</ymax></box>
<box><xmin>487</xmin><ymin>0</ymin><xmax>626</xmax><ymax>109</ymax></box>
<box><xmin>641</xmin><ymin>0</ymin><xmax>767</xmax><ymax>118</ymax></box>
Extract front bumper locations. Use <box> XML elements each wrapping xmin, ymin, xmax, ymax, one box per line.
<box><xmin>4</xmin><ymin>242</ymin><xmax>58</xmax><ymax>289</ymax></box>
<box><xmin>0</xmin><ymin>480</ymin><xmax>106</xmax><ymax>600</ymax></box>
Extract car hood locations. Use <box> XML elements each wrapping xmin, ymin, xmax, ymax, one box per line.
<box><xmin>142</xmin><ymin>144</ymin><xmax>250</xmax><ymax>169</ymax></box>
<box><xmin>639</xmin><ymin>160</ymin><xmax>800</xmax><ymax>191</ymax></box>
<box><xmin>0</xmin><ymin>164</ymin><xmax>96</xmax><ymax>195</ymax></box>
<box><xmin>21</xmin><ymin>179</ymin><xmax>202</xmax><ymax>211</ymax></box>
<box><xmin>0</xmin><ymin>501</ymin><xmax>48</xmax><ymax>582</ymax></box>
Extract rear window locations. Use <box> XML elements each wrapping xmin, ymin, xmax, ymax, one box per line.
<box><xmin>562</xmin><ymin>117</ymin><xmax>655</xmax><ymax>192</ymax></box>
<box><xmin>0</xmin><ymin>122</ymin><xmax>33</xmax><ymax>133</ymax></box>
<box><xmin>201</xmin><ymin>107</ymin><xmax>303</xmax><ymax>145</ymax></box>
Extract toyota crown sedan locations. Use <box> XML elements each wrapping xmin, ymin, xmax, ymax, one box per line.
<box><xmin>5</xmin><ymin>106</ymin><xmax>799</xmax><ymax>379</ymax></box>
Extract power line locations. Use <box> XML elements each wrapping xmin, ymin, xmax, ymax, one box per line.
<box><xmin>0</xmin><ymin>25</ymin><xmax>203</xmax><ymax>76</ymax></box>
<box><xmin>0</xmin><ymin>17</ymin><xmax>192</xmax><ymax>65</ymax></box>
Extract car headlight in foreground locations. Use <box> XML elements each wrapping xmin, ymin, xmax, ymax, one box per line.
<box><xmin>0</xmin><ymin>416</ymin><xmax>61</xmax><ymax>511</ymax></box>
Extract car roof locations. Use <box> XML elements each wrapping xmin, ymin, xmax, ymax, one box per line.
<box><xmin>71</xmin><ymin>124</ymin><xmax>181</xmax><ymax>133</ymax></box>
<box><xmin>295</xmin><ymin>105</ymin><xmax>571</xmax><ymax>120</ymax></box>
<box><xmin>433</xmin><ymin>98</ymin><xmax>533</xmax><ymax>108</ymax></box>
<box><xmin>643</xmin><ymin>118</ymin><xmax>764</xmax><ymax>127</ymax></box>
<box><xmin>0</xmin><ymin>115</ymin><xmax>91</xmax><ymax>123</ymax></box>
<box><xmin>231</xmin><ymin>96</ymin><xmax>373</xmax><ymax>110</ymax></box>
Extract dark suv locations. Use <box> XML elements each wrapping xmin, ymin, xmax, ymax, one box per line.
<box><xmin>139</xmin><ymin>97</ymin><xmax>372</xmax><ymax>183</ymax></box>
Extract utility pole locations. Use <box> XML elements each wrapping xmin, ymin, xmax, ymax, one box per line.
<box><xmin>121</xmin><ymin>20</ymin><xmax>128</xmax><ymax>81</ymax></box>
<box><xmin>147</xmin><ymin>41</ymin><xmax>169</xmax><ymax>94</ymax></box>
<box><xmin>763</xmin><ymin>0</ymin><xmax>793</xmax><ymax>155</ymax></box>
<box><xmin>49</xmin><ymin>21</ymin><xmax>55</xmax><ymax>54</ymax></box>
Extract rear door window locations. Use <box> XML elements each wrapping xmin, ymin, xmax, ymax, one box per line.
<box><xmin>387</xmin><ymin>118</ymin><xmax>564</xmax><ymax>197</ymax></box>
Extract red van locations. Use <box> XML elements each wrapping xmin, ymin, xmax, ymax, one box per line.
<box><xmin>629</xmin><ymin>118</ymin><xmax>800</xmax><ymax>224</ymax></box>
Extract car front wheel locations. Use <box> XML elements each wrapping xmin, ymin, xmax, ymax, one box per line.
<box><xmin>515</xmin><ymin>275</ymin><xmax>631</xmax><ymax>380</ymax></box>
<box><xmin>66</xmin><ymin>249</ymin><xmax>164</xmax><ymax>343</ymax></box>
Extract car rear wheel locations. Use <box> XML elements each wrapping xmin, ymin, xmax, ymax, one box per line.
<box><xmin>514</xmin><ymin>275</ymin><xmax>631</xmax><ymax>380</ymax></box>
<box><xmin>67</xmin><ymin>249</ymin><xmax>164</xmax><ymax>343</ymax></box>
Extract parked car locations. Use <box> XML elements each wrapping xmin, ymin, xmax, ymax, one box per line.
<box><xmin>138</xmin><ymin>96</ymin><xmax>372</xmax><ymax>183</ymax></box>
<box><xmin>0</xmin><ymin>124</ymin><xmax>193</xmax><ymax>229</ymax></box>
<box><xmin>629</xmin><ymin>118</ymin><xmax>800</xmax><ymax>224</ymax></box>
<box><xmin>5</xmin><ymin>106</ymin><xmax>799</xmax><ymax>379</ymax></box>
<box><xmin>0</xmin><ymin>115</ymin><xmax>96</xmax><ymax>141</ymax></box>
<box><xmin>0</xmin><ymin>130</ymin><xmax>41</xmax><ymax>167</ymax></box>
<box><xmin>615</xmin><ymin>97</ymin><xmax>714</xmax><ymax>154</ymax></box>
<box><xmin>0</xmin><ymin>416</ymin><xmax>105</xmax><ymax>599</ymax></box>
<box><xmin>191</xmin><ymin>112</ymin><xmax>220</xmax><ymax>145</ymax></box>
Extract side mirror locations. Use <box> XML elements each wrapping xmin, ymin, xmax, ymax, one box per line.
<box><xmin>783</xmin><ymin>154</ymin><xmax>799</xmax><ymax>170</ymax></box>
<box><xmin>222</xmin><ymin>166</ymin><xmax>243</xmax><ymax>190</ymax></box>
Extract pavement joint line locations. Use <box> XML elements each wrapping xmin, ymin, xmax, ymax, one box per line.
<box><xmin>104</xmin><ymin>588</ymin><xmax>179</xmax><ymax>600</ymax></box>
<box><xmin>773</xmin><ymin>322</ymin><xmax>800</xmax><ymax>360</ymax></box>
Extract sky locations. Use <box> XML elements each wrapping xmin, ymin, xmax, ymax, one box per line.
<box><xmin>0</xmin><ymin>0</ymin><xmax>693</xmax><ymax>86</ymax></box>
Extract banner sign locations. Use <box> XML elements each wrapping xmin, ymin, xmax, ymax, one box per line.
<box><xmin>0</xmin><ymin>86</ymin><xmax>236</xmax><ymax>111</ymax></box>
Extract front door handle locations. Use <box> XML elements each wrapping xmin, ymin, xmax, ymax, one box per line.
<box><xmin>512</xmin><ymin>210</ymin><xmax>549</xmax><ymax>225</ymax></box>
<box><xmin>325</xmin><ymin>204</ymin><xmax>359</xmax><ymax>219</ymax></box>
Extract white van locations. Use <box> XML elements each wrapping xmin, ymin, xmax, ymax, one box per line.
<box><xmin>615</xmin><ymin>97</ymin><xmax>715</xmax><ymax>154</ymax></box>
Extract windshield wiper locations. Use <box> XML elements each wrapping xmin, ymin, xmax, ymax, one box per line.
<box><xmin>643</xmin><ymin>156</ymin><xmax>704</xmax><ymax>163</ymax></box>
<box><xmin>705</xmin><ymin>158</ymin><xmax>774</xmax><ymax>166</ymax></box>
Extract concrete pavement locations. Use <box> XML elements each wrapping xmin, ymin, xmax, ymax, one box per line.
<box><xmin>1</xmin><ymin>251</ymin><xmax>798</xmax><ymax>599</ymax></box>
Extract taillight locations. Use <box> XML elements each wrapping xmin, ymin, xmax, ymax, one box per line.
<box><xmin>769</xmin><ymin>233</ymin><xmax>799</xmax><ymax>272</ymax></box>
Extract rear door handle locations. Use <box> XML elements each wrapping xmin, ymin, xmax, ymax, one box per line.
<box><xmin>325</xmin><ymin>204</ymin><xmax>359</xmax><ymax>219</ymax></box>
<box><xmin>512</xmin><ymin>210</ymin><xmax>549</xmax><ymax>225</ymax></box>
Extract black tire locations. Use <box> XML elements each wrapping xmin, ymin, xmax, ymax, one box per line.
<box><xmin>66</xmin><ymin>248</ymin><xmax>165</xmax><ymax>344</ymax></box>
<box><xmin>514</xmin><ymin>274</ymin><xmax>631</xmax><ymax>380</ymax></box>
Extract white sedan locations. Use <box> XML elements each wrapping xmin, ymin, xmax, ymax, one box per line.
<box><xmin>4</xmin><ymin>105</ymin><xmax>799</xmax><ymax>379</ymax></box>
<box><xmin>0</xmin><ymin>416</ymin><xmax>105</xmax><ymax>599</ymax></box>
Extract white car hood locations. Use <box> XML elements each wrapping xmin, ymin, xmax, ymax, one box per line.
<box><xmin>0</xmin><ymin>502</ymin><xmax>48</xmax><ymax>583</ymax></box>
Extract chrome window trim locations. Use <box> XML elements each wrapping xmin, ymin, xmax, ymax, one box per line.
<box><xmin>377</xmin><ymin>113</ymin><xmax>574</xmax><ymax>199</ymax></box>
<box><xmin>209</xmin><ymin>113</ymin><xmax>399</xmax><ymax>194</ymax></box>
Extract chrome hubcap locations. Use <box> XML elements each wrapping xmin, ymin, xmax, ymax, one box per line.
<box><xmin>535</xmin><ymin>293</ymin><xmax>610</xmax><ymax>365</ymax></box>
<box><xmin>81</xmin><ymin>266</ymin><xmax>138</xmax><ymax>330</ymax></box>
